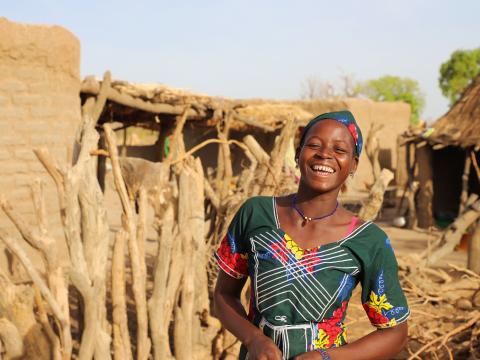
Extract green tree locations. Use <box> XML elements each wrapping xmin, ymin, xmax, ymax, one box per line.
<box><xmin>439</xmin><ymin>48</ymin><xmax>480</xmax><ymax>105</ymax></box>
<box><xmin>356</xmin><ymin>75</ymin><xmax>425</xmax><ymax>123</ymax></box>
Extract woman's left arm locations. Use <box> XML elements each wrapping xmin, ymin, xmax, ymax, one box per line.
<box><xmin>294</xmin><ymin>322</ymin><xmax>408</xmax><ymax>359</ymax></box>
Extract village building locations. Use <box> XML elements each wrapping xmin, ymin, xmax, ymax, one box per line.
<box><xmin>401</xmin><ymin>74</ymin><xmax>480</xmax><ymax>228</ymax></box>
<box><xmin>1</xmin><ymin>16</ymin><xmax>411</xmax><ymax>239</ymax></box>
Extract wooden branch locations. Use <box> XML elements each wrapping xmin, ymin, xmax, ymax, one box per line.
<box><xmin>459</xmin><ymin>150</ymin><xmax>472</xmax><ymax>214</ymax></box>
<box><xmin>0</xmin><ymin>317</ymin><xmax>23</xmax><ymax>359</ymax></box>
<box><xmin>137</xmin><ymin>187</ymin><xmax>147</xmax><ymax>278</ymax></box>
<box><xmin>112</xmin><ymin>230</ymin><xmax>132</xmax><ymax>360</ymax></box>
<box><xmin>166</xmin><ymin>105</ymin><xmax>190</xmax><ymax>162</ymax></box>
<box><xmin>407</xmin><ymin>312</ymin><xmax>480</xmax><ymax>359</ymax></box>
<box><xmin>365</xmin><ymin>123</ymin><xmax>384</xmax><ymax>181</ymax></box>
<box><xmin>243</xmin><ymin>135</ymin><xmax>270</xmax><ymax>164</ymax></box>
<box><xmin>219</xmin><ymin>113</ymin><xmax>233</xmax><ymax>201</ymax></box>
<box><xmin>81</xmin><ymin>80</ymin><xmax>199</xmax><ymax>117</ymax></box>
<box><xmin>33</xmin><ymin>148</ymin><xmax>67</xmax><ymax>221</ymax></box>
<box><xmin>69</xmin><ymin>270</ymin><xmax>97</xmax><ymax>360</ymax></box>
<box><xmin>169</xmin><ymin>138</ymin><xmax>248</xmax><ymax>166</ymax></box>
<box><xmin>0</xmin><ymin>195</ymin><xmax>55</xmax><ymax>265</ymax></box>
<box><xmin>358</xmin><ymin>168</ymin><xmax>394</xmax><ymax>220</ymax></box>
<box><xmin>238</xmin><ymin>148</ymin><xmax>258</xmax><ymax>197</ymax></box>
<box><xmin>149</xmin><ymin>204</ymin><xmax>175</xmax><ymax>360</ymax></box>
<box><xmin>31</xmin><ymin>179</ymin><xmax>48</xmax><ymax>235</ymax></box>
<box><xmin>1</xmin><ymin>184</ymin><xmax>72</xmax><ymax>359</ymax></box>
<box><xmin>0</xmin><ymin>230</ymin><xmax>66</xmax><ymax>328</ymax></box>
<box><xmin>425</xmin><ymin>200</ymin><xmax>480</xmax><ymax>266</ymax></box>
<box><xmin>103</xmin><ymin>124</ymin><xmax>133</xmax><ymax>217</ymax></box>
<box><xmin>232</xmin><ymin>112</ymin><xmax>276</xmax><ymax>132</ymax></box>
<box><xmin>471</xmin><ymin>150</ymin><xmax>480</xmax><ymax>181</ymax></box>
<box><xmin>173</xmin><ymin>230</ymin><xmax>194</xmax><ymax>360</ymax></box>
<box><xmin>34</xmin><ymin>286</ymin><xmax>61</xmax><ymax>360</ymax></box>
<box><xmin>104</xmin><ymin>123</ymin><xmax>150</xmax><ymax>360</ymax></box>
<box><xmin>204</xmin><ymin>178</ymin><xmax>220</xmax><ymax>210</ymax></box>
<box><xmin>91</xmin><ymin>71</ymin><xmax>112</xmax><ymax>123</ymax></box>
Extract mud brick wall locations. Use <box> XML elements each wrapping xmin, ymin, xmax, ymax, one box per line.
<box><xmin>0</xmin><ymin>18</ymin><xmax>81</xmax><ymax>242</ymax></box>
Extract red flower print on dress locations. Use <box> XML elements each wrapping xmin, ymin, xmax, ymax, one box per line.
<box><xmin>314</xmin><ymin>301</ymin><xmax>348</xmax><ymax>349</ymax></box>
<box><xmin>215</xmin><ymin>235</ymin><xmax>247</xmax><ymax>278</ymax></box>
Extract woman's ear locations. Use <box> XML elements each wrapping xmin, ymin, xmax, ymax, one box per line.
<box><xmin>351</xmin><ymin>157</ymin><xmax>359</xmax><ymax>175</ymax></box>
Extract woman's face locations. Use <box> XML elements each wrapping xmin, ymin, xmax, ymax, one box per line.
<box><xmin>296</xmin><ymin>119</ymin><xmax>358</xmax><ymax>194</ymax></box>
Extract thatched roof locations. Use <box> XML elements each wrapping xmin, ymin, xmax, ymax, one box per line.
<box><xmin>80</xmin><ymin>76</ymin><xmax>313</xmax><ymax>132</ymax></box>
<box><xmin>427</xmin><ymin>75</ymin><xmax>480</xmax><ymax>149</ymax></box>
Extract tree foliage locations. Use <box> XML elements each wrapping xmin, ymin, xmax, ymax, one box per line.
<box><xmin>439</xmin><ymin>48</ymin><xmax>480</xmax><ymax>105</ymax></box>
<box><xmin>356</xmin><ymin>75</ymin><xmax>425</xmax><ymax>123</ymax></box>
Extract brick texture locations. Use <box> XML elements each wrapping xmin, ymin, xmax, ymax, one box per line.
<box><xmin>0</xmin><ymin>18</ymin><xmax>81</xmax><ymax>237</ymax></box>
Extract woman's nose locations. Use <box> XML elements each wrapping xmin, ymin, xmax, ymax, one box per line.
<box><xmin>313</xmin><ymin>147</ymin><xmax>333</xmax><ymax>158</ymax></box>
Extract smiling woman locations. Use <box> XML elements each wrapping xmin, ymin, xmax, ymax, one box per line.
<box><xmin>213</xmin><ymin>111</ymin><xmax>409</xmax><ymax>360</ymax></box>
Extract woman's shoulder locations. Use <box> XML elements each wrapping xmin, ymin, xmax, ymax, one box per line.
<box><xmin>234</xmin><ymin>196</ymin><xmax>277</xmax><ymax>227</ymax></box>
<box><xmin>241</xmin><ymin>195</ymin><xmax>275</xmax><ymax>208</ymax></box>
<box><xmin>342</xmin><ymin>220</ymin><xmax>390</xmax><ymax>249</ymax></box>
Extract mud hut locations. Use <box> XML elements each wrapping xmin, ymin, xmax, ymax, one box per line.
<box><xmin>80</xmin><ymin>77</ymin><xmax>411</xmax><ymax>195</ymax></box>
<box><xmin>402</xmin><ymin>75</ymin><xmax>480</xmax><ymax>226</ymax></box>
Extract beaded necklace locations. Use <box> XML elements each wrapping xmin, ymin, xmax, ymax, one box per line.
<box><xmin>292</xmin><ymin>195</ymin><xmax>339</xmax><ymax>223</ymax></box>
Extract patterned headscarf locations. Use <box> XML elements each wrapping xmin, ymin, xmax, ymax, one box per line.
<box><xmin>299</xmin><ymin>110</ymin><xmax>363</xmax><ymax>157</ymax></box>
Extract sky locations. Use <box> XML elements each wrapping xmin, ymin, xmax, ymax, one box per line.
<box><xmin>3</xmin><ymin>0</ymin><xmax>480</xmax><ymax>121</ymax></box>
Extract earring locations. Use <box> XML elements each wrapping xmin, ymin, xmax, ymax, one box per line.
<box><xmin>295</xmin><ymin>158</ymin><xmax>299</xmax><ymax>168</ymax></box>
<box><xmin>349</xmin><ymin>172</ymin><xmax>354</xmax><ymax>178</ymax></box>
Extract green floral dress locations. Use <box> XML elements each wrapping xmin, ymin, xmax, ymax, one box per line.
<box><xmin>215</xmin><ymin>196</ymin><xmax>410</xmax><ymax>360</ymax></box>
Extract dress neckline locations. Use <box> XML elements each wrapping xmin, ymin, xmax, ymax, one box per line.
<box><xmin>272</xmin><ymin>196</ymin><xmax>370</xmax><ymax>251</ymax></box>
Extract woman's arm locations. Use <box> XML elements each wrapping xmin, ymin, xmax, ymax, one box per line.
<box><xmin>294</xmin><ymin>322</ymin><xmax>408</xmax><ymax>360</ymax></box>
<box><xmin>214</xmin><ymin>271</ymin><xmax>283</xmax><ymax>360</ymax></box>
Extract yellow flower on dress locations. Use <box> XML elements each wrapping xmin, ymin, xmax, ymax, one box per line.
<box><xmin>284</xmin><ymin>234</ymin><xmax>304</xmax><ymax>259</ymax></box>
<box><xmin>334</xmin><ymin>325</ymin><xmax>347</xmax><ymax>347</ymax></box>
<box><xmin>368</xmin><ymin>291</ymin><xmax>393</xmax><ymax>314</ymax></box>
<box><xmin>313</xmin><ymin>329</ymin><xmax>330</xmax><ymax>349</ymax></box>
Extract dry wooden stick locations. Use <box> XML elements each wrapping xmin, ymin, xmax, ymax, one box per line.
<box><xmin>167</xmin><ymin>105</ymin><xmax>190</xmax><ymax>162</ymax></box>
<box><xmin>0</xmin><ymin>317</ymin><xmax>23</xmax><ymax>359</ymax></box>
<box><xmin>149</xmin><ymin>204</ymin><xmax>176</xmax><ymax>360</ymax></box>
<box><xmin>136</xmin><ymin>187</ymin><xmax>148</xmax><ymax>278</ymax></box>
<box><xmin>33</xmin><ymin>148</ymin><xmax>67</xmax><ymax>222</ymax></box>
<box><xmin>407</xmin><ymin>313</ymin><xmax>480</xmax><ymax>359</ymax></box>
<box><xmin>104</xmin><ymin>123</ymin><xmax>151</xmax><ymax>360</ymax></box>
<box><xmin>471</xmin><ymin>150</ymin><xmax>480</xmax><ymax>181</ymax></box>
<box><xmin>30</xmin><ymin>180</ymin><xmax>72</xmax><ymax>360</ymax></box>
<box><xmin>91</xmin><ymin>71</ymin><xmax>111</xmax><ymax>123</ymax></box>
<box><xmin>169</xmin><ymin>138</ymin><xmax>249</xmax><ymax>165</ymax></box>
<box><xmin>0</xmin><ymin>230</ymin><xmax>66</xmax><ymax>328</ymax></box>
<box><xmin>81</xmin><ymin>79</ymin><xmax>198</xmax><ymax>117</ymax></box>
<box><xmin>112</xmin><ymin>230</ymin><xmax>132</xmax><ymax>360</ymax></box>
<box><xmin>204</xmin><ymin>178</ymin><xmax>220</xmax><ymax>209</ymax></box>
<box><xmin>34</xmin><ymin>286</ymin><xmax>61</xmax><ymax>360</ymax></box>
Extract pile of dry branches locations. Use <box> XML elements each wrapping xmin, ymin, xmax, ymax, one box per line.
<box><xmin>397</xmin><ymin>257</ymin><xmax>480</xmax><ymax>359</ymax></box>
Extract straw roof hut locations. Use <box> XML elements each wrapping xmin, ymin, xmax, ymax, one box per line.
<box><xmin>80</xmin><ymin>75</ymin><xmax>312</xmax><ymax>133</ymax></box>
<box><xmin>426</xmin><ymin>74</ymin><xmax>480</xmax><ymax>149</ymax></box>
<box><xmin>400</xmin><ymin>75</ymin><xmax>480</xmax><ymax>229</ymax></box>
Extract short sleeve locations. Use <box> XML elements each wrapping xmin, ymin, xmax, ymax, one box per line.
<box><xmin>360</xmin><ymin>237</ymin><xmax>410</xmax><ymax>328</ymax></box>
<box><xmin>214</xmin><ymin>203</ymin><xmax>250</xmax><ymax>279</ymax></box>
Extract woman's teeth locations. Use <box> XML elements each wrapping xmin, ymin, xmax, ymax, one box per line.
<box><xmin>311</xmin><ymin>165</ymin><xmax>335</xmax><ymax>173</ymax></box>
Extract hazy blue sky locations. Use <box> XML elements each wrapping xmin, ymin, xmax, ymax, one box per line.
<box><xmin>3</xmin><ymin>0</ymin><xmax>480</xmax><ymax>120</ymax></box>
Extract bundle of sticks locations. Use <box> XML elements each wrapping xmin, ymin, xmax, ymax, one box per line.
<box><xmin>399</xmin><ymin>256</ymin><xmax>479</xmax><ymax>359</ymax></box>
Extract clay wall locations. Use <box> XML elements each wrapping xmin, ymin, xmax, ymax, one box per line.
<box><xmin>0</xmin><ymin>18</ymin><xmax>81</xmax><ymax>236</ymax></box>
<box><xmin>295</xmin><ymin>98</ymin><xmax>411</xmax><ymax>192</ymax></box>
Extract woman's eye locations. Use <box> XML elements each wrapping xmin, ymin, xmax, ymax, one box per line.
<box><xmin>335</xmin><ymin>147</ymin><xmax>347</xmax><ymax>153</ymax></box>
<box><xmin>305</xmin><ymin>143</ymin><xmax>321</xmax><ymax>150</ymax></box>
